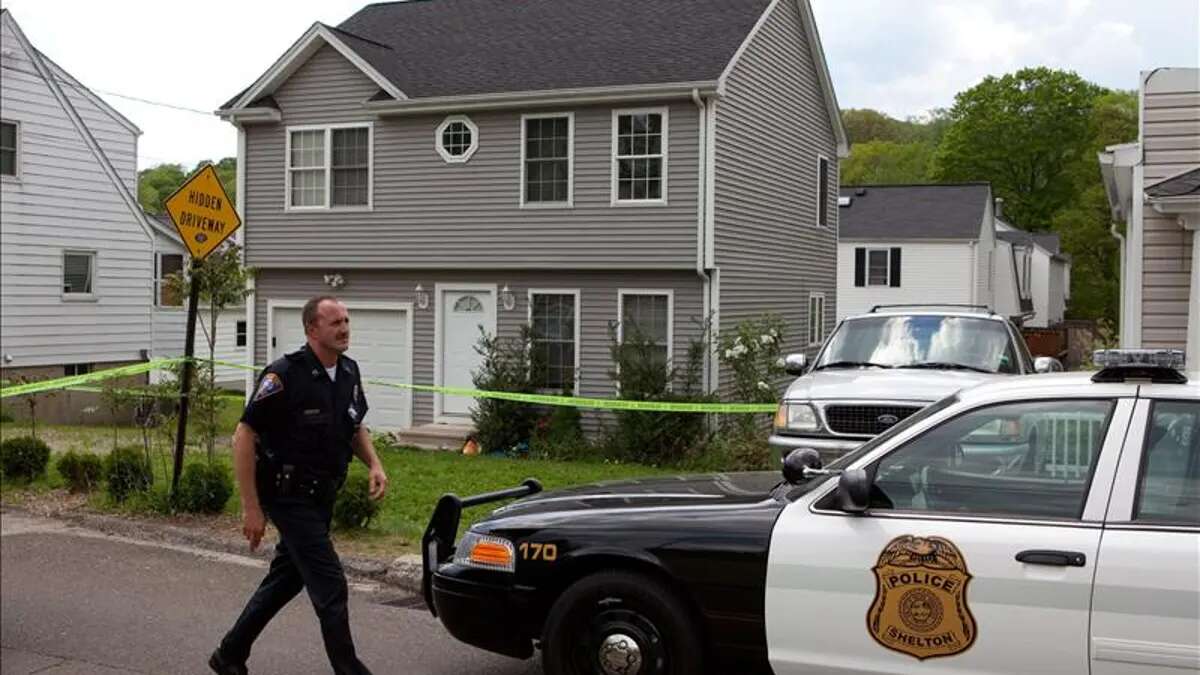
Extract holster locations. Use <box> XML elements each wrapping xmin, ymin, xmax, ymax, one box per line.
<box><xmin>256</xmin><ymin>457</ymin><xmax>341</xmax><ymax>503</ymax></box>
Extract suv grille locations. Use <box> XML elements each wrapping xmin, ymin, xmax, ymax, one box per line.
<box><xmin>824</xmin><ymin>405</ymin><xmax>921</xmax><ymax>436</ymax></box>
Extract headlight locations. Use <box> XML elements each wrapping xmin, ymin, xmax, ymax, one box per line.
<box><xmin>774</xmin><ymin>402</ymin><xmax>820</xmax><ymax>432</ymax></box>
<box><xmin>454</xmin><ymin>531</ymin><xmax>516</xmax><ymax>572</ymax></box>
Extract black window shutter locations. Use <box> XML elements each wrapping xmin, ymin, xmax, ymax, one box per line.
<box><xmin>890</xmin><ymin>248</ymin><xmax>902</xmax><ymax>287</ymax></box>
<box><xmin>854</xmin><ymin>248</ymin><xmax>866</xmax><ymax>287</ymax></box>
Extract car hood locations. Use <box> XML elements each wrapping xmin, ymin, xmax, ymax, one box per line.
<box><xmin>485</xmin><ymin>472</ymin><xmax>782</xmax><ymax>521</ymax></box>
<box><xmin>782</xmin><ymin>367</ymin><xmax>1004</xmax><ymax>402</ymax></box>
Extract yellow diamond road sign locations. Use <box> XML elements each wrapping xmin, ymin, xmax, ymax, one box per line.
<box><xmin>164</xmin><ymin>164</ymin><xmax>241</xmax><ymax>260</ymax></box>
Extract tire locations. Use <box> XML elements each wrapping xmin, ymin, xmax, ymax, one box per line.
<box><xmin>542</xmin><ymin>570</ymin><xmax>705</xmax><ymax>675</ymax></box>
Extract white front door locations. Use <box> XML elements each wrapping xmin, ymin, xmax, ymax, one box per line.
<box><xmin>767</xmin><ymin>397</ymin><xmax>1133</xmax><ymax>675</ymax></box>
<box><xmin>437</xmin><ymin>286</ymin><xmax>495</xmax><ymax>419</ymax></box>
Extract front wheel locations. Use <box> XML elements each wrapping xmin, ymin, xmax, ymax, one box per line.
<box><xmin>541</xmin><ymin>570</ymin><xmax>705</xmax><ymax>675</ymax></box>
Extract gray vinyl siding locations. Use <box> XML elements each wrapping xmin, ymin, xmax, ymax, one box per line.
<box><xmin>252</xmin><ymin>268</ymin><xmax>704</xmax><ymax>429</ymax></box>
<box><xmin>712</xmin><ymin>0</ymin><xmax>838</xmax><ymax>394</ymax></box>
<box><xmin>0</xmin><ymin>15</ymin><xmax>153</xmax><ymax>369</ymax></box>
<box><xmin>1140</xmin><ymin>69</ymin><xmax>1197</xmax><ymax>349</ymax></box>
<box><xmin>242</xmin><ymin>44</ymin><xmax>700</xmax><ymax>269</ymax></box>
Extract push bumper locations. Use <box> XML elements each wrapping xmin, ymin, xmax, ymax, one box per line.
<box><xmin>769</xmin><ymin>433</ymin><xmax>866</xmax><ymax>462</ymax></box>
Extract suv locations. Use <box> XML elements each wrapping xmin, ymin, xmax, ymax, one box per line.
<box><xmin>770</xmin><ymin>305</ymin><xmax>1059</xmax><ymax>461</ymax></box>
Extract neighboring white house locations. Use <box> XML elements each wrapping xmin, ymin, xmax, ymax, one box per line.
<box><xmin>1099</xmin><ymin>67</ymin><xmax>1199</xmax><ymax>365</ymax></box>
<box><xmin>836</xmin><ymin>183</ymin><xmax>998</xmax><ymax>319</ymax></box>
<box><xmin>0</xmin><ymin>10</ymin><xmax>244</xmax><ymax>417</ymax></box>
<box><xmin>996</xmin><ymin>220</ymin><xmax>1072</xmax><ymax>329</ymax></box>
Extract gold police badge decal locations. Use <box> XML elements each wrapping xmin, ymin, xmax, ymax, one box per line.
<box><xmin>867</xmin><ymin>535</ymin><xmax>976</xmax><ymax>660</ymax></box>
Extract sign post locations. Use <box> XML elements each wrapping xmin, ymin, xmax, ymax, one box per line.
<box><xmin>163</xmin><ymin>164</ymin><xmax>242</xmax><ymax>493</ymax></box>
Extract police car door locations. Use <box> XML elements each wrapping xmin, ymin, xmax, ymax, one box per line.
<box><xmin>1091</xmin><ymin>392</ymin><xmax>1200</xmax><ymax>675</ymax></box>
<box><xmin>765</xmin><ymin>393</ymin><xmax>1136</xmax><ymax>675</ymax></box>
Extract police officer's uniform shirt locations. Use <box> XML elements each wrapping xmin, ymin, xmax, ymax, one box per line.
<box><xmin>242</xmin><ymin>345</ymin><xmax>369</xmax><ymax>476</ymax></box>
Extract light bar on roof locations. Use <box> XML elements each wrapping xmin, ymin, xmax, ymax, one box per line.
<box><xmin>1093</xmin><ymin>349</ymin><xmax>1185</xmax><ymax>369</ymax></box>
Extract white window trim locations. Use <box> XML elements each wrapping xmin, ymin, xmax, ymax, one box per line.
<box><xmin>435</xmin><ymin>114</ymin><xmax>479</xmax><ymax>164</ymax></box>
<box><xmin>0</xmin><ymin>119</ymin><xmax>20</xmax><ymax>182</ymax></box>
<box><xmin>611</xmin><ymin>107</ymin><xmax>669</xmax><ymax>206</ymax></box>
<box><xmin>866</xmin><ymin>247</ymin><xmax>892</xmax><ymax>287</ymax></box>
<box><xmin>61</xmin><ymin>249</ymin><xmax>97</xmax><ymax>301</ymax></box>
<box><xmin>283</xmin><ymin>122</ymin><xmax>374</xmax><ymax>212</ymax></box>
<box><xmin>527</xmin><ymin>289</ymin><xmax>582</xmax><ymax>396</ymax></box>
<box><xmin>519</xmin><ymin>112</ymin><xmax>574</xmax><ymax>209</ymax></box>
<box><xmin>616</xmin><ymin>289</ymin><xmax>675</xmax><ymax>365</ymax></box>
<box><xmin>155</xmin><ymin>252</ymin><xmax>186</xmax><ymax>310</ymax></box>
<box><xmin>808</xmin><ymin>292</ymin><xmax>826</xmax><ymax>346</ymax></box>
<box><xmin>816</xmin><ymin>154</ymin><xmax>830</xmax><ymax>227</ymax></box>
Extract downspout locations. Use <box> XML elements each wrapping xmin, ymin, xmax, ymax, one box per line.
<box><xmin>236</xmin><ymin>124</ymin><xmax>255</xmax><ymax>400</ymax></box>
<box><xmin>968</xmin><ymin>240</ymin><xmax>978</xmax><ymax>305</ymax></box>
<box><xmin>692</xmin><ymin>88</ymin><xmax>713</xmax><ymax>394</ymax></box>
<box><xmin>1110</xmin><ymin>223</ymin><xmax>1125</xmax><ymax>346</ymax></box>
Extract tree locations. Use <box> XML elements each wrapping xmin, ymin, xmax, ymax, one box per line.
<box><xmin>138</xmin><ymin>158</ymin><xmax>236</xmax><ymax>215</ymax></box>
<box><xmin>933</xmin><ymin>67</ymin><xmax>1104</xmax><ymax>230</ymax></box>
<box><xmin>841</xmin><ymin>140</ymin><xmax>933</xmax><ymax>185</ymax></box>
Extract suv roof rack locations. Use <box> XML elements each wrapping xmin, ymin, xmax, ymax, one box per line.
<box><xmin>869</xmin><ymin>304</ymin><xmax>995</xmax><ymax>315</ymax></box>
<box><xmin>1091</xmin><ymin>349</ymin><xmax>1188</xmax><ymax>384</ymax></box>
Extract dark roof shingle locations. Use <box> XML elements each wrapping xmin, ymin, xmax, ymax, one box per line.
<box><xmin>838</xmin><ymin>183</ymin><xmax>991</xmax><ymax>240</ymax></box>
<box><xmin>1146</xmin><ymin>167</ymin><xmax>1200</xmax><ymax>198</ymax></box>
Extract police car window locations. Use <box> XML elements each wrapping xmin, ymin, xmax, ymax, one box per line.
<box><xmin>870</xmin><ymin>399</ymin><xmax>1114</xmax><ymax>520</ymax></box>
<box><xmin>1135</xmin><ymin>401</ymin><xmax>1200</xmax><ymax>525</ymax></box>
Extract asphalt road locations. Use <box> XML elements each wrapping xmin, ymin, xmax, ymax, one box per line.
<box><xmin>0</xmin><ymin>513</ymin><xmax>541</xmax><ymax>675</ymax></box>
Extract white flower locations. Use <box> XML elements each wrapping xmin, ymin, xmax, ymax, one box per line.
<box><xmin>770</xmin><ymin>328</ymin><xmax>780</xmax><ymax>338</ymax></box>
<box><xmin>724</xmin><ymin>349</ymin><xmax>734</xmax><ymax>359</ymax></box>
<box><xmin>760</xmin><ymin>334</ymin><xmax>774</xmax><ymax>345</ymax></box>
<box><xmin>734</xmin><ymin>336</ymin><xmax>744</xmax><ymax>346</ymax></box>
<box><xmin>775</xmin><ymin>357</ymin><xmax>786</xmax><ymax>368</ymax></box>
<box><xmin>756</xmin><ymin>381</ymin><xmax>771</xmax><ymax>391</ymax></box>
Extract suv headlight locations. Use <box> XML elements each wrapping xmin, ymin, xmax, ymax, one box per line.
<box><xmin>454</xmin><ymin>531</ymin><xmax>516</xmax><ymax>572</ymax></box>
<box><xmin>774</xmin><ymin>402</ymin><xmax>820</xmax><ymax>432</ymax></box>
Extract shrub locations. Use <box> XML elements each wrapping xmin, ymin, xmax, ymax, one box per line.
<box><xmin>0</xmin><ymin>405</ymin><xmax>14</xmax><ymax>423</ymax></box>
<box><xmin>57</xmin><ymin>451</ymin><xmax>104</xmax><ymax>492</ymax></box>
<box><xmin>470</xmin><ymin>326</ymin><xmax>539</xmax><ymax>454</ymax></box>
<box><xmin>105</xmin><ymin>445</ymin><xmax>153</xmax><ymax>502</ymax></box>
<box><xmin>333</xmin><ymin>474</ymin><xmax>378</xmax><ymax>531</ymax></box>
<box><xmin>1</xmin><ymin>436</ymin><xmax>51</xmax><ymax>482</ymax></box>
<box><xmin>173</xmin><ymin>461</ymin><xmax>234</xmax><ymax>514</ymax></box>
<box><xmin>717</xmin><ymin>314</ymin><xmax>786</xmax><ymax>435</ymax></box>
<box><xmin>530</xmin><ymin>405</ymin><xmax>601</xmax><ymax>461</ymax></box>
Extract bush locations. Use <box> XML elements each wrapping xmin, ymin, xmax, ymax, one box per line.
<box><xmin>470</xmin><ymin>327</ymin><xmax>539</xmax><ymax>454</ymax></box>
<box><xmin>0</xmin><ymin>405</ymin><xmax>14</xmax><ymax>424</ymax></box>
<box><xmin>57</xmin><ymin>451</ymin><xmax>104</xmax><ymax>492</ymax></box>
<box><xmin>695</xmin><ymin>430</ymin><xmax>775</xmax><ymax>472</ymax></box>
<box><xmin>105</xmin><ymin>445</ymin><xmax>153</xmax><ymax>502</ymax></box>
<box><xmin>530</xmin><ymin>405</ymin><xmax>601</xmax><ymax>461</ymax></box>
<box><xmin>333</xmin><ymin>474</ymin><xmax>378</xmax><ymax>531</ymax></box>
<box><xmin>1</xmin><ymin>436</ymin><xmax>51</xmax><ymax>482</ymax></box>
<box><xmin>173</xmin><ymin>461</ymin><xmax>234</xmax><ymax>514</ymax></box>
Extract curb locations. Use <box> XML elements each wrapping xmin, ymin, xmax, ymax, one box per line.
<box><xmin>1</xmin><ymin>505</ymin><xmax>425</xmax><ymax>595</ymax></box>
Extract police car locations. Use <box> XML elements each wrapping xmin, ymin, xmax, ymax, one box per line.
<box><xmin>422</xmin><ymin>349</ymin><xmax>1199</xmax><ymax>675</ymax></box>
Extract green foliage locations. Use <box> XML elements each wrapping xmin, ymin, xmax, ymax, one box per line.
<box><xmin>333</xmin><ymin>474</ymin><xmax>379</xmax><ymax>530</ymax></box>
<box><xmin>173</xmin><ymin>461</ymin><xmax>234</xmax><ymax>514</ymax></box>
<box><xmin>841</xmin><ymin>140</ymin><xmax>933</xmax><ymax>185</ymax></box>
<box><xmin>138</xmin><ymin>159</ymin><xmax>236</xmax><ymax>215</ymax></box>
<box><xmin>530</xmin><ymin>405</ymin><xmax>599</xmax><ymax>461</ymax></box>
<box><xmin>105</xmin><ymin>445</ymin><xmax>153</xmax><ymax>502</ymax></box>
<box><xmin>0</xmin><ymin>405</ymin><xmax>14</xmax><ymax>424</ymax></box>
<box><xmin>1</xmin><ymin>436</ymin><xmax>51</xmax><ymax>482</ymax></box>
<box><xmin>56</xmin><ymin>451</ymin><xmax>104</xmax><ymax>492</ymax></box>
<box><xmin>470</xmin><ymin>326</ymin><xmax>538</xmax><ymax>454</ymax></box>
<box><xmin>681</xmin><ymin>429</ymin><xmax>775</xmax><ymax>472</ymax></box>
<box><xmin>841</xmin><ymin>108</ymin><xmax>949</xmax><ymax>145</ymax></box>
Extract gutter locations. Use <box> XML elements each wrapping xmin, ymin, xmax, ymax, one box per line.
<box><xmin>363</xmin><ymin>81</ymin><xmax>719</xmax><ymax>116</ymax></box>
<box><xmin>693</xmin><ymin>88</ymin><xmax>713</xmax><ymax>395</ymax></box>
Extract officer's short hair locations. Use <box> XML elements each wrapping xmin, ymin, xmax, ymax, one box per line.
<box><xmin>302</xmin><ymin>295</ymin><xmax>340</xmax><ymax>329</ymax></box>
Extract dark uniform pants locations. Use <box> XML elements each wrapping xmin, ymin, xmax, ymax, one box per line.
<box><xmin>219</xmin><ymin>495</ymin><xmax>372</xmax><ymax>675</ymax></box>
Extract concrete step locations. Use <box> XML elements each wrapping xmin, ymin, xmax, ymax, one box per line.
<box><xmin>388</xmin><ymin>423</ymin><xmax>473</xmax><ymax>451</ymax></box>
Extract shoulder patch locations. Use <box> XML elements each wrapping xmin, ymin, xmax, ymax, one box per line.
<box><xmin>254</xmin><ymin>373</ymin><xmax>284</xmax><ymax>402</ymax></box>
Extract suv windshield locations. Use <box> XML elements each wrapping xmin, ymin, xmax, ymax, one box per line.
<box><xmin>814</xmin><ymin>315</ymin><xmax>1019</xmax><ymax>374</ymax></box>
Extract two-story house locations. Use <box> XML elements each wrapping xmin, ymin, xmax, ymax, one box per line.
<box><xmin>217</xmin><ymin>0</ymin><xmax>847</xmax><ymax>436</ymax></box>
<box><xmin>1100</xmin><ymin>68</ymin><xmax>1199</xmax><ymax>365</ymax></box>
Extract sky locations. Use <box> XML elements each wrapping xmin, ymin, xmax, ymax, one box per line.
<box><xmin>2</xmin><ymin>0</ymin><xmax>1197</xmax><ymax>170</ymax></box>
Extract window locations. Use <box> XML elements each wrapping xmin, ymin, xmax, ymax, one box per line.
<box><xmin>236</xmin><ymin>320</ymin><xmax>248</xmax><ymax>348</ymax></box>
<box><xmin>618</xmin><ymin>291</ymin><xmax>673</xmax><ymax>369</ymax></box>
<box><xmin>436</xmin><ymin>115</ymin><xmax>479</xmax><ymax>163</ymax></box>
<box><xmin>870</xmin><ymin>399</ymin><xmax>1114</xmax><ymax>520</ymax></box>
<box><xmin>64</xmin><ymin>363</ymin><xmax>92</xmax><ymax>377</ymax></box>
<box><xmin>0</xmin><ymin>121</ymin><xmax>16</xmax><ymax>177</ymax></box>
<box><xmin>808</xmin><ymin>293</ymin><xmax>826</xmax><ymax>345</ymax></box>
<box><xmin>613</xmin><ymin>109</ymin><xmax>667</xmax><ymax>203</ymax></box>
<box><xmin>816</xmin><ymin>315</ymin><xmax>1021</xmax><ymax>374</ymax></box>
<box><xmin>157</xmin><ymin>253</ymin><xmax>184</xmax><ymax>307</ymax></box>
<box><xmin>286</xmin><ymin>124</ymin><xmax>372</xmax><ymax>208</ymax></box>
<box><xmin>521</xmin><ymin>114</ymin><xmax>572</xmax><ymax>205</ymax></box>
<box><xmin>62</xmin><ymin>251</ymin><xmax>95</xmax><ymax>295</ymax></box>
<box><xmin>1135</xmin><ymin>401</ymin><xmax>1200</xmax><ymax>525</ymax></box>
<box><xmin>453</xmin><ymin>295</ymin><xmax>484</xmax><ymax>313</ymax></box>
<box><xmin>529</xmin><ymin>291</ymin><xmax>580</xmax><ymax>393</ymax></box>
<box><xmin>817</xmin><ymin>156</ymin><xmax>829</xmax><ymax>226</ymax></box>
<box><xmin>855</xmin><ymin>247</ymin><xmax>901</xmax><ymax>287</ymax></box>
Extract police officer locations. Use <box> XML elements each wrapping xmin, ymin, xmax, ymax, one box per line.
<box><xmin>210</xmin><ymin>295</ymin><xmax>388</xmax><ymax>675</ymax></box>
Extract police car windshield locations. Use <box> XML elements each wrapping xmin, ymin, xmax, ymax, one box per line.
<box><xmin>815</xmin><ymin>315</ymin><xmax>1018</xmax><ymax>374</ymax></box>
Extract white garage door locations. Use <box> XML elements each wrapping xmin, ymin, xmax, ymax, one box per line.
<box><xmin>270</xmin><ymin>304</ymin><xmax>412</xmax><ymax>432</ymax></box>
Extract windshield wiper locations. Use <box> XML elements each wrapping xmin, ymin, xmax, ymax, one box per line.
<box><xmin>901</xmin><ymin>362</ymin><xmax>994</xmax><ymax>374</ymax></box>
<box><xmin>814</xmin><ymin>360</ymin><xmax>894</xmax><ymax>370</ymax></box>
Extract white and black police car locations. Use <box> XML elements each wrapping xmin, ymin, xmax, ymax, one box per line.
<box><xmin>422</xmin><ymin>349</ymin><xmax>1199</xmax><ymax>675</ymax></box>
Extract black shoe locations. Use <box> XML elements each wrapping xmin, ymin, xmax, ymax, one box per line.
<box><xmin>208</xmin><ymin>649</ymin><xmax>248</xmax><ymax>675</ymax></box>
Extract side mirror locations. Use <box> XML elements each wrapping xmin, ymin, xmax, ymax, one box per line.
<box><xmin>784</xmin><ymin>353</ymin><xmax>809</xmax><ymax>376</ymax></box>
<box><xmin>1034</xmin><ymin>356</ymin><xmax>1064</xmax><ymax>374</ymax></box>
<box><xmin>783</xmin><ymin>448</ymin><xmax>822</xmax><ymax>485</ymax></box>
<box><xmin>837</xmin><ymin>469</ymin><xmax>871</xmax><ymax>514</ymax></box>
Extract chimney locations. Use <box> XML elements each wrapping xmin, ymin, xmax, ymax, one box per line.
<box><xmin>994</xmin><ymin>197</ymin><xmax>1005</xmax><ymax>220</ymax></box>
